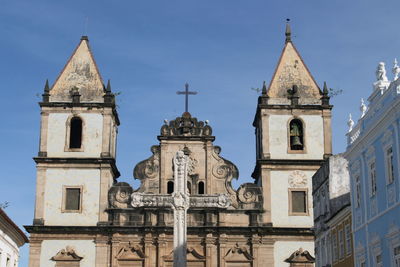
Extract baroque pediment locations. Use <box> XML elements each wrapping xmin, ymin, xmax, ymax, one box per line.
<box><xmin>116</xmin><ymin>243</ymin><xmax>145</xmax><ymax>261</ymax></box>
<box><xmin>51</xmin><ymin>247</ymin><xmax>83</xmax><ymax>262</ymax></box>
<box><xmin>159</xmin><ymin>112</ymin><xmax>213</xmax><ymax>138</ymax></box>
<box><xmin>285</xmin><ymin>248</ymin><xmax>315</xmax><ymax>263</ymax></box>
<box><xmin>224</xmin><ymin>243</ymin><xmax>254</xmax><ymax>262</ymax></box>
<box><xmin>163</xmin><ymin>247</ymin><xmax>206</xmax><ymax>261</ymax></box>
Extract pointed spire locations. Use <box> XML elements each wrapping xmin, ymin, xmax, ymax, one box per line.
<box><xmin>104</xmin><ymin>79</ymin><xmax>115</xmax><ymax>104</ymax></box>
<box><xmin>49</xmin><ymin>36</ymin><xmax>105</xmax><ymax>103</ymax></box>
<box><xmin>321</xmin><ymin>81</ymin><xmax>330</xmax><ymax>106</ymax></box>
<box><xmin>323</xmin><ymin>82</ymin><xmax>328</xmax><ymax>95</ymax></box>
<box><xmin>261</xmin><ymin>81</ymin><xmax>267</xmax><ymax>95</ymax></box>
<box><xmin>285</xmin><ymin>19</ymin><xmax>291</xmax><ymax>43</ymax></box>
<box><xmin>44</xmin><ymin>79</ymin><xmax>50</xmax><ymax>92</ymax></box>
<box><xmin>106</xmin><ymin>79</ymin><xmax>112</xmax><ymax>93</ymax></box>
<box><xmin>42</xmin><ymin>79</ymin><xmax>50</xmax><ymax>102</ymax></box>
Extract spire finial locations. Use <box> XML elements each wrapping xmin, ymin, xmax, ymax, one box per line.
<box><xmin>44</xmin><ymin>79</ymin><xmax>50</xmax><ymax>92</ymax></box>
<box><xmin>106</xmin><ymin>79</ymin><xmax>112</xmax><ymax>93</ymax></box>
<box><xmin>285</xmin><ymin>18</ymin><xmax>291</xmax><ymax>43</ymax></box>
<box><xmin>262</xmin><ymin>81</ymin><xmax>267</xmax><ymax>95</ymax></box>
<box><xmin>323</xmin><ymin>81</ymin><xmax>328</xmax><ymax>95</ymax></box>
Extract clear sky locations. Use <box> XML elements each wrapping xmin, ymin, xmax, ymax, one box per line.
<box><xmin>1</xmin><ymin>0</ymin><xmax>400</xmax><ymax>265</ymax></box>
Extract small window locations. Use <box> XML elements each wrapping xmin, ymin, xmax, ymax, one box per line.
<box><xmin>198</xmin><ymin>181</ymin><xmax>205</xmax><ymax>195</ymax></box>
<box><xmin>355</xmin><ymin>175</ymin><xmax>361</xmax><ymax>208</ymax></box>
<box><xmin>338</xmin><ymin>229</ymin><xmax>344</xmax><ymax>259</ymax></box>
<box><xmin>64</xmin><ymin>187</ymin><xmax>81</xmax><ymax>211</ymax></box>
<box><xmin>187</xmin><ymin>181</ymin><xmax>191</xmax><ymax>194</ymax></box>
<box><xmin>289</xmin><ymin>189</ymin><xmax>307</xmax><ymax>214</ymax></box>
<box><xmin>332</xmin><ymin>232</ymin><xmax>338</xmax><ymax>262</ymax></box>
<box><xmin>167</xmin><ymin>181</ymin><xmax>174</xmax><ymax>194</ymax></box>
<box><xmin>289</xmin><ymin>119</ymin><xmax>304</xmax><ymax>150</ymax></box>
<box><xmin>345</xmin><ymin>224</ymin><xmax>352</xmax><ymax>255</ymax></box>
<box><xmin>376</xmin><ymin>254</ymin><xmax>383</xmax><ymax>267</ymax></box>
<box><xmin>386</xmin><ymin>147</ymin><xmax>395</xmax><ymax>184</ymax></box>
<box><xmin>69</xmin><ymin>117</ymin><xmax>82</xmax><ymax>149</ymax></box>
<box><xmin>369</xmin><ymin>162</ymin><xmax>377</xmax><ymax>196</ymax></box>
<box><xmin>394</xmin><ymin>245</ymin><xmax>400</xmax><ymax>267</ymax></box>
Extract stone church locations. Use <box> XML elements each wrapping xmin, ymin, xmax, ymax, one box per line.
<box><xmin>26</xmin><ymin>24</ymin><xmax>332</xmax><ymax>267</ymax></box>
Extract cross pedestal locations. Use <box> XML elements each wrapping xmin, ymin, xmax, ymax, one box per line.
<box><xmin>131</xmin><ymin>150</ymin><xmax>231</xmax><ymax>267</ymax></box>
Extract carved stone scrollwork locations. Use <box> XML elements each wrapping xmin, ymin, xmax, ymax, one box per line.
<box><xmin>212</xmin><ymin>146</ymin><xmax>239</xmax><ymax>180</ymax></box>
<box><xmin>237</xmin><ymin>183</ymin><xmax>263</xmax><ymax>205</ymax></box>
<box><xmin>133</xmin><ymin>145</ymin><xmax>160</xmax><ymax>180</ymax></box>
<box><xmin>160</xmin><ymin>112</ymin><xmax>212</xmax><ymax>137</ymax></box>
<box><xmin>108</xmin><ymin>182</ymin><xmax>133</xmax><ymax>208</ymax></box>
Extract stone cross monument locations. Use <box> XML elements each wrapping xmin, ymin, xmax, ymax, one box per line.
<box><xmin>131</xmin><ymin>150</ymin><xmax>231</xmax><ymax>267</ymax></box>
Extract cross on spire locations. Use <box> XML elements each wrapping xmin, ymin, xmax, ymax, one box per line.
<box><xmin>177</xmin><ymin>83</ymin><xmax>197</xmax><ymax>113</ymax></box>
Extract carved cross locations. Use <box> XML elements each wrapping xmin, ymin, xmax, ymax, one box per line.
<box><xmin>131</xmin><ymin>150</ymin><xmax>231</xmax><ymax>267</ymax></box>
<box><xmin>176</xmin><ymin>83</ymin><xmax>197</xmax><ymax>113</ymax></box>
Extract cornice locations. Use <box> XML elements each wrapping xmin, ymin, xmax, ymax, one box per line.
<box><xmin>33</xmin><ymin>157</ymin><xmax>120</xmax><ymax>178</ymax></box>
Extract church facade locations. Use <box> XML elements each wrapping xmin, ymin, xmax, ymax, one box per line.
<box><xmin>26</xmin><ymin>24</ymin><xmax>331</xmax><ymax>267</ymax></box>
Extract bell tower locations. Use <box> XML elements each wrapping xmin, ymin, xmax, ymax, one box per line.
<box><xmin>28</xmin><ymin>36</ymin><xmax>120</xmax><ymax>267</ymax></box>
<box><xmin>252</xmin><ymin>22</ymin><xmax>332</xmax><ymax>265</ymax></box>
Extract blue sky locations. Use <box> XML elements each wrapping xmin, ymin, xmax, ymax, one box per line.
<box><xmin>1</xmin><ymin>0</ymin><xmax>400</xmax><ymax>265</ymax></box>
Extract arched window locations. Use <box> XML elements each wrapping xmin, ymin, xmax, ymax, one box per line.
<box><xmin>289</xmin><ymin>119</ymin><xmax>304</xmax><ymax>150</ymax></box>
<box><xmin>198</xmin><ymin>181</ymin><xmax>205</xmax><ymax>195</ymax></box>
<box><xmin>187</xmin><ymin>181</ymin><xmax>191</xmax><ymax>194</ymax></box>
<box><xmin>167</xmin><ymin>181</ymin><xmax>174</xmax><ymax>194</ymax></box>
<box><xmin>69</xmin><ymin>117</ymin><xmax>82</xmax><ymax>149</ymax></box>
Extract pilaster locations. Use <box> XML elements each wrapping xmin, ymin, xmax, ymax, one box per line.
<box><xmin>28</xmin><ymin>237</ymin><xmax>42</xmax><ymax>267</ymax></box>
<box><xmin>261</xmin><ymin>168</ymin><xmax>272</xmax><ymax>224</ymax></box>
<box><xmin>322</xmin><ymin>109</ymin><xmax>332</xmax><ymax>157</ymax></box>
<box><xmin>95</xmin><ymin>236</ymin><xmax>110</xmax><ymax>267</ymax></box>
<box><xmin>39</xmin><ymin>111</ymin><xmax>49</xmax><ymax>156</ymax></box>
<box><xmin>101</xmin><ymin>110</ymin><xmax>112</xmax><ymax>157</ymax></box>
<box><xmin>33</xmin><ymin>167</ymin><xmax>46</xmax><ymax>225</ymax></box>
<box><xmin>261</xmin><ymin>110</ymin><xmax>270</xmax><ymax>159</ymax></box>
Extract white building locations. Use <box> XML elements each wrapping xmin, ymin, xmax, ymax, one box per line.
<box><xmin>346</xmin><ymin>60</ymin><xmax>400</xmax><ymax>266</ymax></box>
<box><xmin>0</xmin><ymin>208</ymin><xmax>28</xmax><ymax>267</ymax></box>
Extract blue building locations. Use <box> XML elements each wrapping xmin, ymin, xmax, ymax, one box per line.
<box><xmin>345</xmin><ymin>61</ymin><xmax>400</xmax><ymax>267</ymax></box>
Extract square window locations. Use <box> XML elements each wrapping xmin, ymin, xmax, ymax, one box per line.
<box><xmin>63</xmin><ymin>187</ymin><xmax>82</xmax><ymax>212</ymax></box>
<box><xmin>289</xmin><ymin>189</ymin><xmax>308</xmax><ymax>215</ymax></box>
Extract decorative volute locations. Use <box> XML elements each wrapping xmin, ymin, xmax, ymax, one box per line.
<box><xmin>48</xmin><ymin>36</ymin><xmax>108</xmax><ymax>103</ymax></box>
<box><xmin>266</xmin><ymin>22</ymin><xmax>322</xmax><ymax>104</ymax></box>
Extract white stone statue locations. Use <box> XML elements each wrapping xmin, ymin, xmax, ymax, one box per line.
<box><xmin>393</xmin><ymin>59</ymin><xmax>400</xmax><ymax>81</ymax></box>
<box><xmin>376</xmin><ymin>62</ymin><xmax>388</xmax><ymax>81</ymax></box>
<box><xmin>360</xmin><ymin>98</ymin><xmax>367</xmax><ymax>118</ymax></box>
<box><xmin>347</xmin><ymin>114</ymin><xmax>354</xmax><ymax>132</ymax></box>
